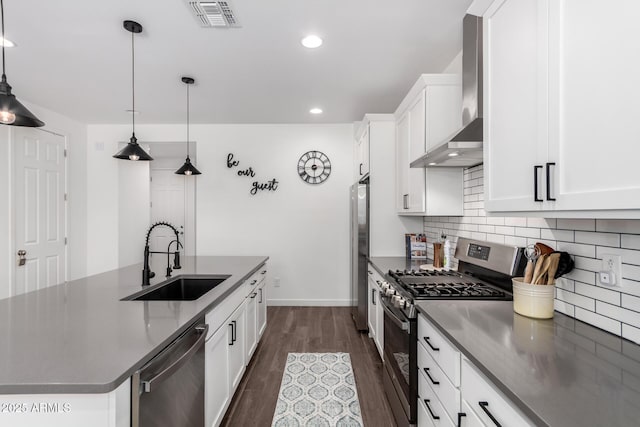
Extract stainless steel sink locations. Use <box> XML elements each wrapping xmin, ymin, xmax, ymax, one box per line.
<box><xmin>124</xmin><ymin>275</ymin><xmax>231</xmax><ymax>301</ymax></box>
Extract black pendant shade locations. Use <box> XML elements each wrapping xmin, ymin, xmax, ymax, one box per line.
<box><xmin>114</xmin><ymin>20</ymin><xmax>152</xmax><ymax>161</ymax></box>
<box><xmin>0</xmin><ymin>0</ymin><xmax>44</xmax><ymax>127</ymax></box>
<box><xmin>175</xmin><ymin>76</ymin><xmax>201</xmax><ymax>175</ymax></box>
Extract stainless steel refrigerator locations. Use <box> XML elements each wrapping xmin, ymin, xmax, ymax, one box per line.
<box><xmin>350</xmin><ymin>181</ymin><xmax>369</xmax><ymax>331</ymax></box>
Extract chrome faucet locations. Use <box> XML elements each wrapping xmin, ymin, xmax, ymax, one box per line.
<box><xmin>142</xmin><ymin>222</ymin><xmax>182</xmax><ymax>286</ymax></box>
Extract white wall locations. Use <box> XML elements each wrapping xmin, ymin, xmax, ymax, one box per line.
<box><xmin>0</xmin><ymin>102</ymin><xmax>87</xmax><ymax>300</ymax></box>
<box><xmin>86</xmin><ymin>123</ymin><xmax>354</xmax><ymax>305</ymax></box>
<box><xmin>443</xmin><ymin>51</ymin><xmax>463</xmax><ymax>74</ymax></box>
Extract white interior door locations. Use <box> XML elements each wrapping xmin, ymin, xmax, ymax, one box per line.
<box><xmin>13</xmin><ymin>128</ymin><xmax>66</xmax><ymax>296</ymax></box>
<box><xmin>150</xmin><ymin>168</ymin><xmax>195</xmax><ymax>256</ymax></box>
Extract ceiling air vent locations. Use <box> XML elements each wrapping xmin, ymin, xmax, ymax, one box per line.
<box><xmin>186</xmin><ymin>1</ymin><xmax>240</xmax><ymax>28</ymax></box>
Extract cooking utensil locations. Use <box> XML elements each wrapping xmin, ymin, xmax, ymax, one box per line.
<box><xmin>553</xmin><ymin>251</ymin><xmax>574</xmax><ymax>278</ymax></box>
<box><xmin>535</xmin><ymin>255</ymin><xmax>554</xmax><ymax>284</ymax></box>
<box><xmin>531</xmin><ymin>253</ymin><xmax>548</xmax><ymax>285</ymax></box>
<box><xmin>523</xmin><ymin>244</ymin><xmax>540</xmax><ymax>283</ymax></box>
<box><xmin>535</xmin><ymin>242</ymin><xmax>554</xmax><ymax>257</ymax></box>
<box><xmin>546</xmin><ymin>253</ymin><xmax>561</xmax><ymax>285</ymax></box>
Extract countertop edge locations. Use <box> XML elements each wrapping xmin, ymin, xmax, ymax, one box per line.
<box><xmin>415</xmin><ymin>304</ymin><xmax>550</xmax><ymax>427</ymax></box>
<box><xmin>0</xmin><ymin>256</ymin><xmax>269</xmax><ymax>395</ymax></box>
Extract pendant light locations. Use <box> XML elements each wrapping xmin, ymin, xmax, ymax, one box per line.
<box><xmin>113</xmin><ymin>20</ymin><xmax>152</xmax><ymax>161</ymax></box>
<box><xmin>0</xmin><ymin>0</ymin><xmax>43</xmax><ymax>127</ymax></box>
<box><xmin>175</xmin><ymin>77</ymin><xmax>201</xmax><ymax>175</ymax></box>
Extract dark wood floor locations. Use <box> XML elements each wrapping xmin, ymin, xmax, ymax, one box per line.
<box><xmin>221</xmin><ymin>306</ymin><xmax>396</xmax><ymax>427</ymax></box>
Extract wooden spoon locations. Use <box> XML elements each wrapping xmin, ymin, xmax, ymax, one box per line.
<box><xmin>535</xmin><ymin>242</ymin><xmax>555</xmax><ymax>256</ymax></box>
<box><xmin>546</xmin><ymin>253</ymin><xmax>561</xmax><ymax>285</ymax></box>
<box><xmin>535</xmin><ymin>255</ymin><xmax>555</xmax><ymax>284</ymax></box>
<box><xmin>530</xmin><ymin>253</ymin><xmax>548</xmax><ymax>285</ymax></box>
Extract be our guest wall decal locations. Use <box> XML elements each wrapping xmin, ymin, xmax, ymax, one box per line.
<box><xmin>227</xmin><ymin>153</ymin><xmax>279</xmax><ymax>195</ymax></box>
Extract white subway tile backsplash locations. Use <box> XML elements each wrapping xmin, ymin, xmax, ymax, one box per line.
<box><xmin>575</xmin><ymin>282</ymin><xmax>621</xmax><ymax>306</ymax></box>
<box><xmin>557</xmin><ymin>219</ymin><xmax>596</xmax><ymax>231</ymax></box>
<box><xmin>575</xmin><ymin>308</ymin><xmax>622</xmax><ymax>336</ymax></box>
<box><xmin>575</xmin><ymin>231</ymin><xmax>621</xmax><ymax>248</ymax></box>
<box><xmin>622</xmin><ymin>324</ymin><xmax>640</xmax><ymax>345</ymax></box>
<box><xmin>621</xmin><ymin>294</ymin><xmax>640</xmax><ymax>312</ymax></box>
<box><xmin>540</xmin><ymin>228</ymin><xmax>575</xmax><ymax>242</ymax></box>
<box><xmin>514</xmin><ymin>227</ymin><xmax>541</xmax><ymax>239</ymax></box>
<box><xmin>596</xmin><ymin>220</ymin><xmax>640</xmax><ymax>234</ymax></box>
<box><xmin>423</xmin><ymin>164</ymin><xmax>640</xmax><ymax>340</ymax></box>
<box><xmin>557</xmin><ymin>289</ymin><xmax>596</xmax><ymax>311</ymax></box>
<box><xmin>505</xmin><ymin>217</ymin><xmax>527</xmax><ymax>227</ymax></box>
<box><xmin>622</xmin><ymin>234</ymin><xmax>640</xmax><ymax>250</ymax></box>
<box><xmin>596</xmin><ymin>301</ymin><xmax>640</xmax><ymax>327</ymax></box>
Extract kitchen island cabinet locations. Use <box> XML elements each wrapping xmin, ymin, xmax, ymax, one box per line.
<box><xmin>0</xmin><ymin>256</ymin><xmax>268</xmax><ymax>427</ymax></box>
<box><xmin>483</xmin><ymin>0</ymin><xmax>640</xmax><ymax>217</ymax></box>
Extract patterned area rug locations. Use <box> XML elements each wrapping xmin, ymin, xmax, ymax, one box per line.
<box><xmin>271</xmin><ymin>353</ymin><xmax>364</xmax><ymax>427</ymax></box>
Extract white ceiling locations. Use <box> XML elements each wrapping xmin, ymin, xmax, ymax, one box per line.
<box><xmin>6</xmin><ymin>0</ymin><xmax>471</xmax><ymax>124</ymax></box>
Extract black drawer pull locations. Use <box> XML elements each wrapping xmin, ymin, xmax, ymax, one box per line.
<box><xmin>546</xmin><ymin>162</ymin><xmax>556</xmax><ymax>201</ymax></box>
<box><xmin>534</xmin><ymin>165</ymin><xmax>543</xmax><ymax>202</ymax></box>
<box><xmin>423</xmin><ymin>367</ymin><xmax>439</xmax><ymax>385</ymax></box>
<box><xmin>228</xmin><ymin>323</ymin><xmax>235</xmax><ymax>345</ymax></box>
<box><xmin>423</xmin><ymin>399</ymin><xmax>440</xmax><ymax>420</ymax></box>
<box><xmin>479</xmin><ymin>401</ymin><xmax>502</xmax><ymax>427</ymax></box>
<box><xmin>424</xmin><ymin>336</ymin><xmax>440</xmax><ymax>351</ymax></box>
<box><xmin>457</xmin><ymin>412</ymin><xmax>466</xmax><ymax>427</ymax></box>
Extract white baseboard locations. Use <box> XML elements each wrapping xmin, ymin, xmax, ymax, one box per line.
<box><xmin>267</xmin><ymin>299</ymin><xmax>352</xmax><ymax>307</ymax></box>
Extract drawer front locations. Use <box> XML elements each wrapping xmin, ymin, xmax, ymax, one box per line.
<box><xmin>460</xmin><ymin>399</ymin><xmax>487</xmax><ymax>427</ymax></box>
<box><xmin>367</xmin><ymin>263</ymin><xmax>386</xmax><ymax>290</ymax></box>
<box><xmin>418</xmin><ymin>340</ymin><xmax>461</xmax><ymax>423</ymax></box>
<box><xmin>418</xmin><ymin>370</ymin><xmax>456</xmax><ymax>427</ymax></box>
<box><xmin>205</xmin><ymin>284</ymin><xmax>246</xmax><ymax>336</ymax></box>
<box><xmin>418</xmin><ymin>314</ymin><xmax>461</xmax><ymax>386</ymax></box>
<box><xmin>245</xmin><ymin>266</ymin><xmax>267</xmax><ymax>295</ymax></box>
<box><xmin>461</xmin><ymin>359</ymin><xmax>534</xmax><ymax>427</ymax></box>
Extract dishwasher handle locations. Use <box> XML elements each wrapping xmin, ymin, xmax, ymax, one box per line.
<box><xmin>141</xmin><ymin>323</ymin><xmax>208</xmax><ymax>393</ymax></box>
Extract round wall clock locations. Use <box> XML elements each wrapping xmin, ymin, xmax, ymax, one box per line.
<box><xmin>297</xmin><ymin>150</ymin><xmax>331</xmax><ymax>184</ymax></box>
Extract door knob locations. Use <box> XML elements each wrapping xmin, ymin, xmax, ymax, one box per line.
<box><xmin>17</xmin><ymin>250</ymin><xmax>26</xmax><ymax>266</ymax></box>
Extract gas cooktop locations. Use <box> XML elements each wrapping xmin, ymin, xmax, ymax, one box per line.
<box><xmin>387</xmin><ymin>269</ymin><xmax>512</xmax><ymax>301</ymax></box>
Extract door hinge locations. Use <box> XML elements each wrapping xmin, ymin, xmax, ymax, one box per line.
<box><xmin>150</xmin><ymin>201</ymin><xmax>153</xmax><ymax>208</ymax></box>
<box><xmin>150</xmin><ymin>176</ymin><xmax>153</xmax><ymax>182</ymax></box>
<box><xmin>64</xmin><ymin>193</ymin><xmax>68</xmax><ymax>201</ymax></box>
<box><xmin>64</xmin><ymin>149</ymin><xmax>67</xmax><ymax>158</ymax></box>
<box><xmin>64</xmin><ymin>237</ymin><xmax>67</xmax><ymax>245</ymax></box>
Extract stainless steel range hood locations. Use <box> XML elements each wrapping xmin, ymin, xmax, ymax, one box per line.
<box><xmin>411</xmin><ymin>14</ymin><xmax>483</xmax><ymax>168</ymax></box>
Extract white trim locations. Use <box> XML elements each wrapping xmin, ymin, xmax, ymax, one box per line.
<box><xmin>267</xmin><ymin>299</ymin><xmax>352</xmax><ymax>307</ymax></box>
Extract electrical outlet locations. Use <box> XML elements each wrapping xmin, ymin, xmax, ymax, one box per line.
<box><xmin>600</xmin><ymin>254</ymin><xmax>622</xmax><ymax>286</ymax></box>
<box><xmin>274</xmin><ymin>277</ymin><xmax>281</xmax><ymax>287</ymax></box>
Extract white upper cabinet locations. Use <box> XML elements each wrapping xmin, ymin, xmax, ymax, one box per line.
<box><xmin>356</xmin><ymin>124</ymin><xmax>370</xmax><ymax>179</ymax></box>
<box><xmin>395</xmin><ymin>75</ymin><xmax>464</xmax><ymax>216</ymax></box>
<box><xmin>484</xmin><ymin>0</ymin><xmax>640</xmax><ymax>217</ymax></box>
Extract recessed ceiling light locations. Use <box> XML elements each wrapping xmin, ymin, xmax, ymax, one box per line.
<box><xmin>309</xmin><ymin>108</ymin><xmax>323</xmax><ymax>115</ymax></box>
<box><xmin>448</xmin><ymin>152</ymin><xmax>459</xmax><ymax>157</ymax></box>
<box><xmin>125</xmin><ymin>109</ymin><xmax>140</xmax><ymax>115</ymax></box>
<box><xmin>301</xmin><ymin>35</ymin><xmax>323</xmax><ymax>49</ymax></box>
<box><xmin>0</xmin><ymin>38</ymin><xmax>15</xmax><ymax>47</ymax></box>
<box><xmin>428</xmin><ymin>162</ymin><xmax>437</xmax><ymax>166</ymax></box>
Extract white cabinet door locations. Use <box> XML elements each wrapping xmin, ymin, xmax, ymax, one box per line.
<box><xmin>205</xmin><ymin>324</ymin><xmax>231</xmax><ymax>427</ymax></box>
<box><xmin>245</xmin><ymin>291</ymin><xmax>258</xmax><ymax>362</ymax></box>
<box><xmin>375</xmin><ymin>284</ymin><xmax>384</xmax><ymax>359</ymax></box>
<box><xmin>228</xmin><ymin>302</ymin><xmax>246</xmax><ymax>390</ymax></box>
<box><xmin>546</xmin><ymin>0</ymin><xmax>640</xmax><ymax>211</ymax></box>
<box><xmin>483</xmin><ymin>0</ymin><xmax>548</xmax><ymax>212</ymax></box>
<box><xmin>257</xmin><ymin>282</ymin><xmax>267</xmax><ymax>339</ymax></box>
<box><xmin>367</xmin><ymin>276</ymin><xmax>377</xmax><ymax>340</ymax></box>
<box><xmin>396</xmin><ymin>112</ymin><xmax>411</xmax><ymax>212</ymax></box>
<box><xmin>407</xmin><ymin>92</ymin><xmax>427</xmax><ymax>212</ymax></box>
<box><xmin>357</xmin><ymin>125</ymin><xmax>370</xmax><ymax>178</ymax></box>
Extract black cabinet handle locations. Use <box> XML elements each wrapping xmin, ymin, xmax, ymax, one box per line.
<box><xmin>232</xmin><ymin>320</ymin><xmax>237</xmax><ymax>344</ymax></box>
<box><xmin>403</xmin><ymin>194</ymin><xmax>409</xmax><ymax>209</ymax></box>
<box><xmin>259</xmin><ymin>288</ymin><xmax>263</xmax><ymax>304</ymax></box>
<box><xmin>423</xmin><ymin>367</ymin><xmax>439</xmax><ymax>385</ymax></box>
<box><xmin>359</xmin><ymin>163</ymin><xmax>363</xmax><ymax>176</ymax></box>
<box><xmin>479</xmin><ymin>402</ymin><xmax>502</xmax><ymax>427</ymax></box>
<box><xmin>546</xmin><ymin>162</ymin><xmax>556</xmax><ymax>201</ymax></box>
<box><xmin>457</xmin><ymin>412</ymin><xmax>466</xmax><ymax>427</ymax></box>
<box><xmin>423</xmin><ymin>336</ymin><xmax>440</xmax><ymax>351</ymax></box>
<box><xmin>228</xmin><ymin>323</ymin><xmax>234</xmax><ymax>345</ymax></box>
<box><xmin>371</xmin><ymin>289</ymin><xmax>376</xmax><ymax>305</ymax></box>
<box><xmin>250</xmin><ymin>292</ymin><xmax>257</xmax><ymax>299</ymax></box>
<box><xmin>423</xmin><ymin>399</ymin><xmax>440</xmax><ymax>420</ymax></box>
<box><xmin>534</xmin><ymin>165</ymin><xmax>543</xmax><ymax>202</ymax></box>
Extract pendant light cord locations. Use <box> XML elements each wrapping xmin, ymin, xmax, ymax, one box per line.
<box><xmin>1</xmin><ymin>0</ymin><xmax>6</xmax><ymax>78</ymax></box>
<box><xmin>186</xmin><ymin>83</ymin><xmax>190</xmax><ymax>158</ymax></box>
<box><xmin>131</xmin><ymin>29</ymin><xmax>135</xmax><ymax>136</ymax></box>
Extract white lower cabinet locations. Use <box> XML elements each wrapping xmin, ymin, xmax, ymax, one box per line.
<box><xmin>461</xmin><ymin>358</ymin><xmax>534</xmax><ymax>427</ymax></box>
<box><xmin>459</xmin><ymin>400</ymin><xmax>485</xmax><ymax>427</ymax></box>
<box><xmin>367</xmin><ymin>266</ymin><xmax>385</xmax><ymax>359</ymax></box>
<box><xmin>205</xmin><ymin>263</ymin><xmax>268</xmax><ymax>427</ymax></box>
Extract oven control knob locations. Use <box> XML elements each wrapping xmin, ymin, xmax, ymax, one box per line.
<box><xmin>407</xmin><ymin>304</ymin><xmax>416</xmax><ymax>318</ymax></box>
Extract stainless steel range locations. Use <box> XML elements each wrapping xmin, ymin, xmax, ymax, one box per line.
<box><xmin>379</xmin><ymin>238</ymin><xmax>526</xmax><ymax>427</ymax></box>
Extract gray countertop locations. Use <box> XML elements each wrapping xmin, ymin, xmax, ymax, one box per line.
<box><xmin>368</xmin><ymin>257</ymin><xmax>640</xmax><ymax>426</ymax></box>
<box><xmin>0</xmin><ymin>256</ymin><xmax>268</xmax><ymax>395</ymax></box>
<box><xmin>415</xmin><ymin>300</ymin><xmax>640</xmax><ymax>427</ymax></box>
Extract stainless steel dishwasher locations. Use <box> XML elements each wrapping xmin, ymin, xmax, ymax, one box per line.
<box><xmin>131</xmin><ymin>319</ymin><xmax>208</xmax><ymax>427</ymax></box>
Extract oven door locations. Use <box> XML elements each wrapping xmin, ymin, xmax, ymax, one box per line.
<box><xmin>381</xmin><ymin>296</ymin><xmax>417</xmax><ymax>425</ymax></box>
